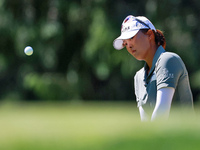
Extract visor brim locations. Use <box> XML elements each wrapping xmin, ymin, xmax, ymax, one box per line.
<box><xmin>113</xmin><ymin>30</ymin><xmax>139</xmax><ymax>50</ymax></box>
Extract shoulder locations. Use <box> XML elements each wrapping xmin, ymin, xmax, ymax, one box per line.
<box><xmin>157</xmin><ymin>52</ymin><xmax>184</xmax><ymax>67</ymax></box>
<box><xmin>160</xmin><ymin>52</ymin><xmax>182</xmax><ymax>61</ymax></box>
<box><xmin>155</xmin><ymin>51</ymin><xmax>187</xmax><ymax>75</ymax></box>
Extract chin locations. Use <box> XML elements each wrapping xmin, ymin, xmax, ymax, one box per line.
<box><xmin>135</xmin><ymin>57</ymin><xmax>143</xmax><ymax>61</ymax></box>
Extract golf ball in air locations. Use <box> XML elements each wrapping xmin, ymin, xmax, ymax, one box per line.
<box><xmin>24</xmin><ymin>46</ymin><xmax>33</xmax><ymax>56</ymax></box>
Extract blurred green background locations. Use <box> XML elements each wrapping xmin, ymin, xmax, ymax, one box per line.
<box><xmin>0</xmin><ymin>0</ymin><xmax>200</xmax><ymax>104</ymax></box>
<box><xmin>1</xmin><ymin>1</ymin><xmax>200</xmax><ymax>149</ymax></box>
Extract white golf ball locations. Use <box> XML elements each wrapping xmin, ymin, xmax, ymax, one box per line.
<box><xmin>24</xmin><ymin>46</ymin><xmax>33</xmax><ymax>56</ymax></box>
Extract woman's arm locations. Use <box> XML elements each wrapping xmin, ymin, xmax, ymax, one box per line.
<box><xmin>151</xmin><ymin>87</ymin><xmax>175</xmax><ymax>121</ymax></box>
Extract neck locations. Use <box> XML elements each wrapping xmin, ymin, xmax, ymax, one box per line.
<box><xmin>145</xmin><ymin>45</ymin><xmax>159</xmax><ymax>72</ymax></box>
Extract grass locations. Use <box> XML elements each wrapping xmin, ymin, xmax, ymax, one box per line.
<box><xmin>0</xmin><ymin>101</ymin><xmax>199</xmax><ymax>150</ymax></box>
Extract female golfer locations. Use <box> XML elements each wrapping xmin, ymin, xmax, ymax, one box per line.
<box><xmin>113</xmin><ymin>15</ymin><xmax>194</xmax><ymax>121</ymax></box>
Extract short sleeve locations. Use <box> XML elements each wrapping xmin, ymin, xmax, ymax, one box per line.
<box><xmin>156</xmin><ymin>53</ymin><xmax>184</xmax><ymax>90</ymax></box>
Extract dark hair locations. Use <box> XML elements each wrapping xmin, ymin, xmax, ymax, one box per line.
<box><xmin>141</xmin><ymin>29</ymin><xmax>166</xmax><ymax>49</ymax></box>
<box><xmin>153</xmin><ymin>29</ymin><xmax>166</xmax><ymax>49</ymax></box>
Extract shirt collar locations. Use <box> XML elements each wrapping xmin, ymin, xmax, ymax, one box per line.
<box><xmin>144</xmin><ymin>46</ymin><xmax>166</xmax><ymax>78</ymax></box>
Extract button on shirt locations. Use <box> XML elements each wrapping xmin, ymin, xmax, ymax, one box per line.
<box><xmin>134</xmin><ymin>46</ymin><xmax>193</xmax><ymax>113</ymax></box>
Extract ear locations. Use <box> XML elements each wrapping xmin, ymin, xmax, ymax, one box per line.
<box><xmin>146</xmin><ymin>30</ymin><xmax>154</xmax><ymax>40</ymax></box>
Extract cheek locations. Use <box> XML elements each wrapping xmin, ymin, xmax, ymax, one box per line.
<box><xmin>126</xmin><ymin>48</ymin><xmax>132</xmax><ymax>54</ymax></box>
<box><xmin>137</xmin><ymin>37</ymin><xmax>150</xmax><ymax>49</ymax></box>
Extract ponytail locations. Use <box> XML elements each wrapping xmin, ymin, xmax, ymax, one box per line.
<box><xmin>154</xmin><ymin>29</ymin><xmax>166</xmax><ymax>49</ymax></box>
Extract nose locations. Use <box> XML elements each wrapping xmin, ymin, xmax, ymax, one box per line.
<box><xmin>128</xmin><ymin>42</ymin><xmax>132</xmax><ymax>48</ymax></box>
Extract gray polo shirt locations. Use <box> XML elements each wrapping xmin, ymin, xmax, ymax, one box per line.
<box><xmin>134</xmin><ymin>46</ymin><xmax>193</xmax><ymax>113</ymax></box>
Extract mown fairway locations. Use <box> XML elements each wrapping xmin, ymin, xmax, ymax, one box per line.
<box><xmin>0</xmin><ymin>102</ymin><xmax>200</xmax><ymax>150</ymax></box>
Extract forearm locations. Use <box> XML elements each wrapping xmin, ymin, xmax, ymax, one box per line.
<box><xmin>151</xmin><ymin>87</ymin><xmax>175</xmax><ymax>121</ymax></box>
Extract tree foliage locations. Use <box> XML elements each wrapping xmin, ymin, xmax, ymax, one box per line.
<box><xmin>0</xmin><ymin>0</ymin><xmax>199</xmax><ymax>103</ymax></box>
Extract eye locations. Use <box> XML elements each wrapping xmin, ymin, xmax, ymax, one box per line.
<box><xmin>130</xmin><ymin>36</ymin><xmax>134</xmax><ymax>40</ymax></box>
<box><xmin>122</xmin><ymin>41</ymin><xmax>127</xmax><ymax>47</ymax></box>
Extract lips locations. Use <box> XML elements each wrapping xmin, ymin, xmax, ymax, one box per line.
<box><xmin>131</xmin><ymin>50</ymin><xmax>136</xmax><ymax>54</ymax></box>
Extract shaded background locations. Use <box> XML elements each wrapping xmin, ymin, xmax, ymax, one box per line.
<box><xmin>0</xmin><ymin>0</ymin><xmax>200</xmax><ymax>104</ymax></box>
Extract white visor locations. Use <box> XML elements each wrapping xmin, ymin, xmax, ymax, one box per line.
<box><xmin>113</xmin><ymin>30</ymin><xmax>139</xmax><ymax>50</ymax></box>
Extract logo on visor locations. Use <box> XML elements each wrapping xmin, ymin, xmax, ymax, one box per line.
<box><xmin>123</xmin><ymin>16</ymin><xmax>132</xmax><ymax>24</ymax></box>
<box><xmin>124</xmin><ymin>18</ymin><xmax>130</xmax><ymax>23</ymax></box>
<box><xmin>121</xmin><ymin>26</ymin><xmax>130</xmax><ymax>33</ymax></box>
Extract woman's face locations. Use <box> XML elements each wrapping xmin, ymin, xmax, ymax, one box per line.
<box><xmin>123</xmin><ymin>30</ymin><xmax>151</xmax><ymax>61</ymax></box>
